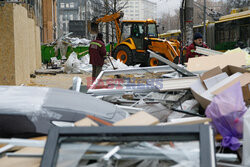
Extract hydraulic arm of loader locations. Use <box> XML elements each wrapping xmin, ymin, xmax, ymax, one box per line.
<box><xmin>89</xmin><ymin>12</ymin><xmax>124</xmax><ymax>44</ymax></box>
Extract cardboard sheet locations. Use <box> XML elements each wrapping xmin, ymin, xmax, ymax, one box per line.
<box><xmin>191</xmin><ymin>65</ymin><xmax>250</xmax><ymax>109</ymax></box>
<box><xmin>74</xmin><ymin>117</ymin><xmax>99</xmax><ymax>127</ymax></box>
<box><xmin>113</xmin><ymin>111</ymin><xmax>159</xmax><ymax>126</ymax></box>
<box><xmin>187</xmin><ymin>48</ymin><xmax>247</xmax><ymax>72</ymax></box>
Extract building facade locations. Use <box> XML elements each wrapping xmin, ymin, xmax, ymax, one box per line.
<box><xmin>120</xmin><ymin>0</ymin><xmax>157</xmax><ymax>20</ymax></box>
<box><xmin>42</xmin><ymin>0</ymin><xmax>57</xmax><ymax>43</ymax></box>
<box><xmin>57</xmin><ymin>0</ymin><xmax>102</xmax><ymax>38</ymax></box>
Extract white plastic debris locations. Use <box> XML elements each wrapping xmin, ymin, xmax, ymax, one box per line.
<box><xmin>168</xmin><ymin>99</ymin><xmax>199</xmax><ymax>121</ymax></box>
<box><xmin>50</xmin><ymin>57</ymin><xmax>61</xmax><ymax>67</ymax></box>
<box><xmin>103</xmin><ymin>57</ymin><xmax>140</xmax><ymax>71</ymax></box>
<box><xmin>65</xmin><ymin>54</ymin><xmax>140</xmax><ymax>74</ymax></box>
<box><xmin>67</xmin><ymin>37</ymin><xmax>91</xmax><ymax>47</ymax></box>
<box><xmin>64</xmin><ymin>52</ymin><xmax>82</xmax><ymax>74</ymax></box>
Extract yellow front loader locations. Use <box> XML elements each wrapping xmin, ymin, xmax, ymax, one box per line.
<box><xmin>89</xmin><ymin>12</ymin><xmax>180</xmax><ymax>66</ymax></box>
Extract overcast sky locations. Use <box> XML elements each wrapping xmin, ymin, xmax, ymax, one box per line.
<box><xmin>150</xmin><ymin>0</ymin><xmax>182</xmax><ymax>18</ymax></box>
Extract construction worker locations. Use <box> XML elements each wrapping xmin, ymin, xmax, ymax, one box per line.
<box><xmin>89</xmin><ymin>33</ymin><xmax>106</xmax><ymax>81</ymax></box>
<box><xmin>186</xmin><ymin>32</ymin><xmax>208</xmax><ymax>62</ymax></box>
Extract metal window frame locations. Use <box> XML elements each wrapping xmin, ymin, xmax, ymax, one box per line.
<box><xmin>41</xmin><ymin>124</ymin><xmax>216</xmax><ymax>167</ymax></box>
<box><xmin>87</xmin><ymin>65</ymin><xmax>174</xmax><ymax>96</ymax></box>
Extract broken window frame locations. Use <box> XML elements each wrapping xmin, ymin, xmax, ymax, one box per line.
<box><xmin>41</xmin><ymin>124</ymin><xmax>216</xmax><ymax>167</ymax></box>
<box><xmin>87</xmin><ymin>65</ymin><xmax>175</xmax><ymax>96</ymax></box>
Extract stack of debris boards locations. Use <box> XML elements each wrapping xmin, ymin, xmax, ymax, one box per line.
<box><xmin>1</xmin><ymin>48</ymin><xmax>250</xmax><ymax>167</ymax></box>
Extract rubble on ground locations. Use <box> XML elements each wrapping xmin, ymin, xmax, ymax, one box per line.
<box><xmin>0</xmin><ymin>48</ymin><xmax>250</xmax><ymax>167</ymax></box>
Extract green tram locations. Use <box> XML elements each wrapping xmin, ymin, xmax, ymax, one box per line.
<box><xmin>159</xmin><ymin>10</ymin><xmax>250</xmax><ymax>52</ymax></box>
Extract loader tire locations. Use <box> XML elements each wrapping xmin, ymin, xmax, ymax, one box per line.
<box><xmin>149</xmin><ymin>58</ymin><xmax>159</xmax><ymax>67</ymax></box>
<box><xmin>114</xmin><ymin>45</ymin><xmax>133</xmax><ymax>65</ymax></box>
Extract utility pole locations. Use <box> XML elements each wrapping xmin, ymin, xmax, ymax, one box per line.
<box><xmin>105</xmin><ymin>0</ymin><xmax>109</xmax><ymax>43</ymax></box>
<box><xmin>79</xmin><ymin>0</ymin><xmax>82</xmax><ymax>20</ymax></box>
<box><xmin>185</xmin><ymin>0</ymin><xmax>194</xmax><ymax>46</ymax></box>
<box><xmin>180</xmin><ymin>5</ymin><xmax>185</xmax><ymax>64</ymax></box>
<box><xmin>112</xmin><ymin>0</ymin><xmax>117</xmax><ymax>42</ymax></box>
<box><xmin>203</xmin><ymin>0</ymin><xmax>207</xmax><ymax>43</ymax></box>
<box><xmin>85</xmin><ymin>0</ymin><xmax>88</xmax><ymax>38</ymax></box>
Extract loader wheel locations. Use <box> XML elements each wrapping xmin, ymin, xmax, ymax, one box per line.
<box><xmin>149</xmin><ymin>58</ymin><xmax>159</xmax><ymax>67</ymax></box>
<box><xmin>114</xmin><ymin>46</ymin><xmax>133</xmax><ymax>65</ymax></box>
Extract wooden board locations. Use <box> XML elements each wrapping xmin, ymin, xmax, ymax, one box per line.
<box><xmin>113</xmin><ymin>111</ymin><xmax>159</xmax><ymax>126</ymax></box>
<box><xmin>35</xmin><ymin>26</ymin><xmax>42</xmax><ymax>70</ymax></box>
<box><xmin>74</xmin><ymin>117</ymin><xmax>99</xmax><ymax>127</ymax></box>
<box><xmin>0</xmin><ymin>3</ymin><xmax>16</xmax><ymax>85</ymax></box>
<box><xmin>0</xmin><ymin>3</ymin><xmax>41</xmax><ymax>85</ymax></box>
<box><xmin>13</xmin><ymin>3</ymin><xmax>30</xmax><ymax>85</ymax></box>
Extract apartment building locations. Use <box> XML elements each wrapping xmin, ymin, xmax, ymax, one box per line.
<box><xmin>57</xmin><ymin>0</ymin><xmax>101</xmax><ymax>37</ymax></box>
<box><xmin>120</xmin><ymin>0</ymin><xmax>157</xmax><ymax>20</ymax></box>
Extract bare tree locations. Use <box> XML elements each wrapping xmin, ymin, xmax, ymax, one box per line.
<box><xmin>224</xmin><ymin>0</ymin><xmax>250</xmax><ymax>13</ymax></box>
<box><xmin>158</xmin><ymin>9</ymin><xmax>180</xmax><ymax>33</ymax></box>
<box><xmin>90</xmin><ymin>0</ymin><xmax>128</xmax><ymax>43</ymax></box>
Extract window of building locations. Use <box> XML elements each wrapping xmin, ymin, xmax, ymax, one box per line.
<box><xmin>60</xmin><ymin>15</ymin><xmax>63</xmax><ymax>22</ymax></box>
<box><xmin>130</xmin><ymin>14</ymin><xmax>134</xmax><ymax>16</ymax></box>
<box><xmin>65</xmin><ymin>3</ymin><xmax>69</xmax><ymax>8</ymax></box>
<box><xmin>70</xmin><ymin>2</ymin><xmax>74</xmax><ymax>8</ymax></box>
<box><xmin>64</xmin><ymin>14</ymin><xmax>67</xmax><ymax>21</ymax></box>
<box><xmin>69</xmin><ymin>14</ymin><xmax>73</xmax><ymax>20</ymax></box>
<box><xmin>63</xmin><ymin>23</ymin><xmax>66</xmax><ymax>31</ymax></box>
<box><xmin>60</xmin><ymin>3</ymin><xmax>65</xmax><ymax>8</ymax></box>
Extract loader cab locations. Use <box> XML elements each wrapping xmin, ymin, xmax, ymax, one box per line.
<box><xmin>114</xmin><ymin>20</ymin><xmax>159</xmax><ymax>65</ymax></box>
<box><xmin>120</xmin><ymin>20</ymin><xmax>158</xmax><ymax>50</ymax></box>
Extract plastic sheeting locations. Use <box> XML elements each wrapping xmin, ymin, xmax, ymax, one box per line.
<box><xmin>168</xmin><ymin>99</ymin><xmax>199</xmax><ymax>121</ymax></box>
<box><xmin>243</xmin><ymin>107</ymin><xmax>250</xmax><ymax>166</ymax></box>
<box><xmin>64</xmin><ymin>52</ymin><xmax>140</xmax><ymax>74</ymax></box>
<box><xmin>0</xmin><ymin>86</ymin><xmax>129</xmax><ymax>135</ymax></box>
<box><xmin>68</xmin><ymin>37</ymin><xmax>91</xmax><ymax>47</ymax></box>
<box><xmin>141</xmin><ymin>142</ymin><xmax>200</xmax><ymax>167</ymax></box>
<box><xmin>205</xmin><ymin>82</ymin><xmax>247</xmax><ymax>151</ymax></box>
<box><xmin>64</xmin><ymin>52</ymin><xmax>82</xmax><ymax>74</ymax></box>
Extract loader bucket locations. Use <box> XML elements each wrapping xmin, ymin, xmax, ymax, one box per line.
<box><xmin>88</xmin><ymin>21</ymin><xmax>99</xmax><ymax>34</ymax></box>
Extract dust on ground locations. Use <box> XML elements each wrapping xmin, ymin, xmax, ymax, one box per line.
<box><xmin>29</xmin><ymin>72</ymin><xmax>91</xmax><ymax>90</ymax></box>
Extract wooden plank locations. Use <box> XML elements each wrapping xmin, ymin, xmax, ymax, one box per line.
<box><xmin>0</xmin><ymin>3</ymin><xmax>41</xmax><ymax>85</ymax></box>
<box><xmin>35</xmin><ymin>26</ymin><xmax>42</xmax><ymax>70</ymax></box>
<box><xmin>13</xmin><ymin>3</ymin><xmax>31</xmax><ymax>85</ymax></box>
<box><xmin>113</xmin><ymin>111</ymin><xmax>159</xmax><ymax>126</ymax></box>
<box><xmin>0</xmin><ymin>3</ymin><xmax>16</xmax><ymax>85</ymax></box>
<box><xmin>74</xmin><ymin>118</ymin><xmax>99</xmax><ymax>127</ymax></box>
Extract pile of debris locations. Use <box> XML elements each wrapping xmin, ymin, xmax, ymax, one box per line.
<box><xmin>0</xmin><ymin>48</ymin><xmax>250</xmax><ymax>167</ymax></box>
<box><xmin>63</xmin><ymin>52</ymin><xmax>140</xmax><ymax>74</ymax></box>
